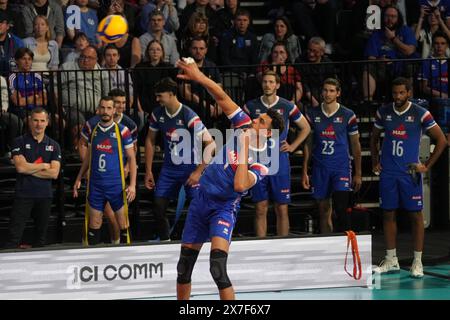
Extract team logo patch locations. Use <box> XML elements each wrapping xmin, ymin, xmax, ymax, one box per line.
<box><xmin>25</xmin><ymin>144</ymin><xmax>31</xmax><ymax>149</ymax></box>
<box><xmin>405</xmin><ymin>116</ymin><xmax>414</xmax><ymax>122</ymax></box>
<box><xmin>110</xmin><ymin>132</ymin><xmax>116</xmax><ymax>138</ymax></box>
<box><xmin>166</xmin><ymin>128</ymin><xmax>179</xmax><ymax>140</ymax></box>
<box><xmin>392</xmin><ymin>124</ymin><xmax>408</xmax><ymax>139</ymax></box>
<box><xmin>386</xmin><ymin>115</ymin><xmax>392</xmax><ymax>121</ymax></box>
<box><xmin>334</xmin><ymin>116</ymin><xmax>343</xmax><ymax>123</ymax></box>
<box><xmin>320</xmin><ymin>124</ymin><xmax>336</xmax><ymax>139</ymax></box>
<box><xmin>45</xmin><ymin>145</ymin><xmax>54</xmax><ymax>152</ymax></box>
<box><xmin>255</xmin><ymin>109</ymin><xmax>261</xmax><ymax>114</ymax></box>
<box><xmin>177</xmin><ymin>119</ymin><xmax>184</xmax><ymax>125</ymax></box>
<box><xmin>315</xmin><ymin>117</ymin><xmax>321</xmax><ymax>123</ymax></box>
<box><xmin>96</xmin><ymin>139</ymin><xmax>113</xmax><ymax>153</ymax></box>
<box><xmin>159</xmin><ymin>117</ymin><xmax>165</xmax><ymax>123</ymax></box>
<box><xmin>218</xmin><ymin>220</ymin><xmax>231</xmax><ymax>228</ymax></box>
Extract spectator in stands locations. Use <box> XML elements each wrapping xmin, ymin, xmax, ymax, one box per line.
<box><xmin>23</xmin><ymin>15</ymin><xmax>60</xmax><ymax>72</ymax></box>
<box><xmin>219</xmin><ymin>9</ymin><xmax>258</xmax><ymax>71</ymax></box>
<box><xmin>23</xmin><ymin>0</ymin><xmax>65</xmax><ymax>47</ymax></box>
<box><xmin>0</xmin><ymin>10</ymin><xmax>24</xmax><ymax>76</ymax></box>
<box><xmin>139</xmin><ymin>10</ymin><xmax>180</xmax><ymax>65</ymax></box>
<box><xmin>5</xmin><ymin>107</ymin><xmax>61</xmax><ymax>249</ymax></box>
<box><xmin>65</xmin><ymin>0</ymin><xmax>100</xmax><ymax>46</ymax></box>
<box><xmin>179</xmin><ymin>12</ymin><xmax>218</xmax><ymax>64</ymax></box>
<box><xmin>258</xmin><ymin>42</ymin><xmax>303</xmax><ymax>104</ymax></box>
<box><xmin>180</xmin><ymin>36</ymin><xmax>222</xmax><ymax>118</ymax></box>
<box><xmin>178</xmin><ymin>0</ymin><xmax>223</xmax><ymax>40</ymax></box>
<box><xmin>9</xmin><ymin>48</ymin><xmax>48</xmax><ymax>120</ymax></box>
<box><xmin>0</xmin><ymin>0</ymin><xmax>26</xmax><ymax>38</ymax></box>
<box><xmin>258</xmin><ymin>16</ymin><xmax>302</xmax><ymax>64</ymax></box>
<box><xmin>111</xmin><ymin>17</ymin><xmax>142</xmax><ymax>68</ymax></box>
<box><xmin>296</xmin><ymin>36</ymin><xmax>336</xmax><ymax>107</ymax></box>
<box><xmin>415</xmin><ymin>4</ymin><xmax>450</xmax><ymax>58</ymax></box>
<box><xmin>63</xmin><ymin>32</ymin><xmax>89</xmax><ymax>63</ymax></box>
<box><xmin>419</xmin><ymin>0</ymin><xmax>450</xmax><ymax>28</ymax></box>
<box><xmin>59</xmin><ymin>46</ymin><xmax>106</xmax><ymax>149</ymax></box>
<box><xmin>362</xmin><ymin>5</ymin><xmax>417</xmax><ymax>101</ymax></box>
<box><xmin>0</xmin><ymin>75</ymin><xmax>22</xmax><ymax>160</ymax></box>
<box><xmin>138</xmin><ymin>0</ymin><xmax>179</xmax><ymax>37</ymax></box>
<box><xmin>290</xmin><ymin>0</ymin><xmax>337</xmax><ymax>54</ymax></box>
<box><xmin>216</xmin><ymin>0</ymin><xmax>240</xmax><ymax>32</ymax></box>
<box><xmin>418</xmin><ymin>31</ymin><xmax>449</xmax><ymax>98</ymax></box>
<box><xmin>349</xmin><ymin>0</ymin><xmax>394</xmax><ymax>60</ymax></box>
<box><xmin>101</xmin><ymin>44</ymin><xmax>134</xmax><ymax>100</ymax></box>
<box><xmin>133</xmin><ymin>39</ymin><xmax>176</xmax><ymax>115</ymax></box>
<box><xmin>101</xmin><ymin>0</ymin><xmax>138</xmax><ymax>36</ymax></box>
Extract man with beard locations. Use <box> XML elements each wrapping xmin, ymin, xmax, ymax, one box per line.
<box><xmin>243</xmin><ymin>70</ymin><xmax>310</xmax><ymax>237</ymax></box>
<box><xmin>371</xmin><ymin>77</ymin><xmax>447</xmax><ymax>278</ymax></box>
<box><xmin>73</xmin><ymin>96</ymin><xmax>137</xmax><ymax>246</ymax></box>
<box><xmin>302</xmin><ymin>78</ymin><xmax>362</xmax><ymax>234</ymax></box>
<box><xmin>362</xmin><ymin>5</ymin><xmax>417</xmax><ymax>101</ymax></box>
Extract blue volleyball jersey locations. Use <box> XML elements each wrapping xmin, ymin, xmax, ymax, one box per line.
<box><xmin>374</xmin><ymin>102</ymin><xmax>436</xmax><ymax>176</ymax></box>
<box><xmin>199</xmin><ymin>108</ymin><xmax>269</xmax><ymax>201</ymax></box>
<box><xmin>243</xmin><ymin>96</ymin><xmax>303</xmax><ymax>172</ymax></box>
<box><xmin>81</xmin><ymin>117</ymin><xmax>134</xmax><ymax>183</ymax></box>
<box><xmin>8</xmin><ymin>72</ymin><xmax>45</xmax><ymax>110</ymax></box>
<box><xmin>116</xmin><ymin>113</ymin><xmax>138</xmax><ymax>144</ymax></box>
<box><xmin>306</xmin><ymin>104</ymin><xmax>359</xmax><ymax>170</ymax></box>
<box><xmin>149</xmin><ymin>104</ymin><xmax>207</xmax><ymax>166</ymax></box>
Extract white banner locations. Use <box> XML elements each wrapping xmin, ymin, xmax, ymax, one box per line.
<box><xmin>0</xmin><ymin>235</ymin><xmax>372</xmax><ymax>299</ymax></box>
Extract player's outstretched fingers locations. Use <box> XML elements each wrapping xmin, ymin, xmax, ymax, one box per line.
<box><xmin>73</xmin><ymin>180</ymin><xmax>81</xmax><ymax>198</ymax></box>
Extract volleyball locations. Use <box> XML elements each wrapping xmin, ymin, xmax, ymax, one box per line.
<box><xmin>97</xmin><ymin>15</ymin><xmax>128</xmax><ymax>43</ymax></box>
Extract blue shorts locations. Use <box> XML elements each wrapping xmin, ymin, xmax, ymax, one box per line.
<box><xmin>250</xmin><ymin>173</ymin><xmax>291</xmax><ymax>204</ymax></box>
<box><xmin>88</xmin><ymin>182</ymin><xmax>124</xmax><ymax>212</ymax></box>
<box><xmin>379</xmin><ymin>173</ymin><xmax>423</xmax><ymax>212</ymax></box>
<box><xmin>181</xmin><ymin>188</ymin><xmax>240</xmax><ymax>244</ymax></box>
<box><xmin>155</xmin><ymin>165</ymin><xmax>198</xmax><ymax>200</ymax></box>
<box><xmin>311</xmin><ymin>165</ymin><xmax>351</xmax><ymax>200</ymax></box>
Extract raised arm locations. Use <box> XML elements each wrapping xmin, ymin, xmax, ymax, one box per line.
<box><xmin>176</xmin><ymin>60</ymin><xmax>240</xmax><ymax>117</ymax></box>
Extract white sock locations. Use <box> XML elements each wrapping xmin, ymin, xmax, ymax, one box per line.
<box><xmin>414</xmin><ymin>251</ymin><xmax>422</xmax><ymax>261</ymax></box>
<box><xmin>386</xmin><ymin>249</ymin><xmax>397</xmax><ymax>258</ymax></box>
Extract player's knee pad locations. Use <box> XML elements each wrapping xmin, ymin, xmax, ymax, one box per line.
<box><xmin>210</xmin><ymin>249</ymin><xmax>232</xmax><ymax>290</ymax></box>
<box><xmin>176</xmin><ymin>247</ymin><xmax>199</xmax><ymax>284</ymax></box>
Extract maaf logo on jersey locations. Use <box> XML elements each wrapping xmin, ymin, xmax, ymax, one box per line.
<box><xmin>391</xmin><ymin>124</ymin><xmax>408</xmax><ymax>139</ymax></box>
<box><xmin>165</xmin><ymin>128</ymin><xmax>179</xmax><ymax>140</ymax></box>
<box><xmin>96</xmin><ymin>139</ymin><xmax>113</xmax><ymax>153</ymax></box>
<box><xmin>320</xmin><ymin>124</ymin><xmax>336</xmax><ymax>139</ymax></box>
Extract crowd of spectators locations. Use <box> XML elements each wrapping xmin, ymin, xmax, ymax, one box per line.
<box><xmin>0</xmin><ymin>0</ymin><xmax>448</xmax><ymax>159</ymax></box>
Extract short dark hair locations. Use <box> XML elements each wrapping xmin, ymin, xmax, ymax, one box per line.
<box><xmin>30</xmin><ymin>107</ymin><xmax>48</xmax><ymax>117</ymax></box>
<box><xmin>266</xmin><ymin>108</ymin><xmax>285</xmax><ymax>134</ymax></box>
<box><xmin>15</xmin><ymin>47</ymin><xmax>34</xmax><ymax>60</ymax></box>
<box><xmin>73</xmin><ymin>32</ymin><xmax>88</xmax><ymax>42</ymax></box>
<box><xmin>154</xmin><ymin>77</ymin><xmax>178</xmax><ymax>95</ymax></box>
<box><xmin>323</xmin><ymin>78</ymin><xmax>341</xmax><ymax>92</ymax></box>
<box><xmin>392</xmin><ymin>77</ymin><xmax>412</xmax><ymax>91</ymax></box>
<box><xmin>99</xmin><ymin>95</ymin><xmax>114</xmax><ymax>105</ymax></box>
<box><xmin>108</xmin><ymin>88</ymin><xmax>126</xmax><ymax>97</ymax></box>
<box><xmin>432</xmin><ymin>30</ymin><xmax>449</xmax><ymax>45</ymax></box>
<box><xmin>104</xmin><ymin>43</ymin><xmax>119</xmax><ymax>55</ymax></box>
<box><xmin>235</xmin><ymin>9</ymin><xmax>251</xmax><ymax>19</ymax></box>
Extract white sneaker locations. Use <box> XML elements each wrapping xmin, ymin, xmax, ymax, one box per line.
<box><xmin>373</xmin><ymin>256</ymin><xmax>400</xmax><ymax>274</ymax></box>
<box><xmin>410</xmin><ymin>259</ymin><xmax>424</xmax><ymax>278</ymax></box>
